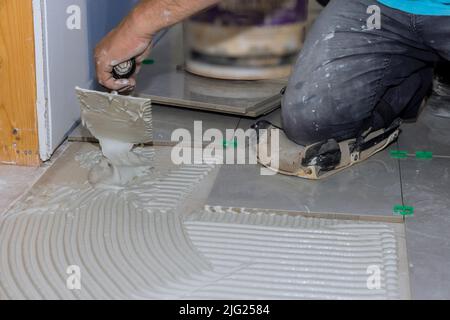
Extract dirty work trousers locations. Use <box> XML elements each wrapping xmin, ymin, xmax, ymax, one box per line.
<box><xmin>283</xmin><ymin>0</ymin><xmax>450</xmax><ymax>146</ymax></box>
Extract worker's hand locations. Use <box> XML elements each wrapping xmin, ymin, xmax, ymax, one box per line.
<box><xmin>95</xmin><ymin>18</ymin><xmax>152</xmax><ymax>92</ymax></box>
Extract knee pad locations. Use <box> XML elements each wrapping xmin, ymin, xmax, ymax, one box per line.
<box><xmin>256</xmin><ymin>119</ymin><xmax>401</xmax><ymax>180</ymax></box>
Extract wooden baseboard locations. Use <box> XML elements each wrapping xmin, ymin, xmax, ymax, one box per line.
<box><xmin>0</xmin><ymin>0</ymin><xmax>40</xmax><ymax>166</ymax></box>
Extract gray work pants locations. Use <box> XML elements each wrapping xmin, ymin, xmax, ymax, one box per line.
<box><xmin>283</xmin><ymin>0</ymin><xmax>450</xmax><ymax>145</ymax></box>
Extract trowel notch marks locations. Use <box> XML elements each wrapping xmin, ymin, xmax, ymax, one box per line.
<box><xmin>0</xmin><ymin>157</ymin><xmax>223</xmax><ymax>300</ymax></box>
<box><xmin>183</xmin><ymin>207</ymin><xmax>405</xmax><ymax>300</ymax></box>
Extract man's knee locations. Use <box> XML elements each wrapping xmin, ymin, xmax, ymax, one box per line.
<box><xmin>281</xmin><ymin>86</ymin><xmax>360</xmax><ymax>146</ymax></box>
<box><xmin>282</xmin><ymin>90</ymin><xmax>331</xmax><ymax>146</ymax></box>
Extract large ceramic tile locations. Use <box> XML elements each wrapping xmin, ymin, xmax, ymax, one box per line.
<box><xmin>206</xmin><ymin>147</ymin><xmax>402</xmax><ymax>218</ymax></box>
<box><xmin>400</xmin><ymin>157</ymin><xmax>450</xmax><ymax>299</ymax></box>
<box><xmin>398</xmin><ymin>107</ymin><xmax>450</xmax><ymax>157</ymax></box>
<box><xmin>136</xmin><ymin>67</ymin><xmax>285</xmax><ymax>117</ymax></box>
<box><xmin>134</xmin><ymin>24</ymin><xmax>285</xmax><ymax>117</ymax></box>
<box><xmin>152</xmin><ymin>105</ymin><xmax>241</xmax><ymax>143</ymax></box>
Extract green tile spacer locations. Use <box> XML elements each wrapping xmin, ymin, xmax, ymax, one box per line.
<box><xmin>393</xmin><ymin>205</ymin><xmax>414</xmax><ymax>217</ymax></box>
<box><xmin>390</xmin><ymin>150</ymin><xmax>408</xmax><ymax>159</ymax></box>
<box><xmin>223</xmin><ymin>138</ymin><xmax>237</xmax><ymax>149</ymax></box>
<box><xmin>415</xmin><ymin>151</ymin><xmax>433</xmax><ymax>160</ymax></box>
<box><xmin>143</xmin><ymin>59</ymin><xmax>155</xmax><ymax>65</ymax></box>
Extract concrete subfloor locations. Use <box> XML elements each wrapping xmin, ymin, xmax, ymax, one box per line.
<box><xmin>0</xmin><ymin>142</ymin><xmax>69</xmax><ymax>216</ymax></box>
<box><xmin>0</xmin><ymin>165</ymin><xmax>46</xmax><ymax>216</ymax></box>
<box><xmin>3</xmin><ymin>104</ymin><xmax>450</xmax><ymax>299</ymax></box>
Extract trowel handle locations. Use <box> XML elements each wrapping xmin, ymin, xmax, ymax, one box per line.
<box><xmin>111</xmin><ymin>28</ymin><xmax>169</xmax><ymax>80</ymax></box>
<box><xmin>112</xmin><ymin>58</ymin><xmax>136</xmax><ymax>80</ymax></box>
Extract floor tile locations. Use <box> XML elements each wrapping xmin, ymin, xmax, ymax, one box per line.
<box><xmin>135</xmin><ymin>24</ymin><xmax>284</xmax><ymax>117</ymax></box>
<box><xmin>398</xmin><ymin>107</ymin><xmax>450</xmax><ymax>157</ymax></box>
<box><xmin>400</xmin><ymin>157</ymin><xmax>450</xmax><ymax>299</ymax></box>
<box><xmin>152</xmin><ymin>105</ymin><xmax>241</xmax><ymax>143</ymax></box>
<box><xmin>206</xmin><ymin>147</ymin><xmax>402</xmax><ymax>217</ymax></box>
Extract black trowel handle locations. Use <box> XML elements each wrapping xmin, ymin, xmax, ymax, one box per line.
<box><xmin>111</xmin><ymin>28</ymin><xmax>169</xmax><ymax>80</ymax></box>
<box><xmin>112</xmin><ymin>58</ymin><xmax>136</xmax><ymax>80</ymax></box>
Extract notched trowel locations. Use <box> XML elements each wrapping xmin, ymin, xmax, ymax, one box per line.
<box><xmin>75</xmin><ymin>87</ymin><xmax>153</xmax><ymax>145</ymax></box>
<box><xmin>75</xmin><ymin>87</ymin><xmax>154</xmax><ymax>188</ymax></box>
<box><xmin>75</xmin><ymin>29</ymin><xmax>169</xmax><ymax>187</ymax></box>
<box><xmin>75</xmin><ymin>28</ymin><xmax>169</xmax><ymax>148</ymax></box>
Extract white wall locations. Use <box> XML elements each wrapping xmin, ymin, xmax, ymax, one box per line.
<box><xmin>34</xmin><ymin>0</ymin><xmax>138</xmax><ymax>161</ymax></box>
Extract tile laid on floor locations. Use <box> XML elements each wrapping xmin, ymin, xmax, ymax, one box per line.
<box><xmin>135</xmin><ymin>24</ymin><xmax>284</xmax><ymax>117</ymax></box>
<box><xmin>206</xmin><ymin>148</ymin><xmax>402</xmax><ymax>218</ymax></box>
<box><xmin>399</xmin><ymin>157</ymin><xmax>450</xmax><ymax>299</ymax></box>
<box><xmin>152</xmin><ymin>105</ymin><xmax>241</xmax><ymax>143</ymax></box>
<box><xmin>398</xmin><ymin>107</ymin><xmax>450</xmax><ymax>157</ymax></box>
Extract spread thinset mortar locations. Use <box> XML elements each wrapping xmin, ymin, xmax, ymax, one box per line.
<box><xmin>0</xmin><ymin>143</ymin><xmax>409</xmax><ymax>299</ymax></box>
<box><xmin>0</xmin><ymin>144</ymin><xmax>220</xmax><ymax>299</ymax></box>
<box><xmin>184</xmin><ymin>207</ymin><xmax>410</xmax><ymax>299</ymax></box>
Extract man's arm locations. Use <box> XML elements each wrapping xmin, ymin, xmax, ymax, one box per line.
<box><xmin>95</xmin><ymin>0</ymin><xmax>219</xmax><ymax>92</ymax></box>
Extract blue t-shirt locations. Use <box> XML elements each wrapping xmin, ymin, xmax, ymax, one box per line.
<box><xmin>378</xmin><ymin>0</ymin><xmax>450</xmax><ymax>15</ymax></box>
